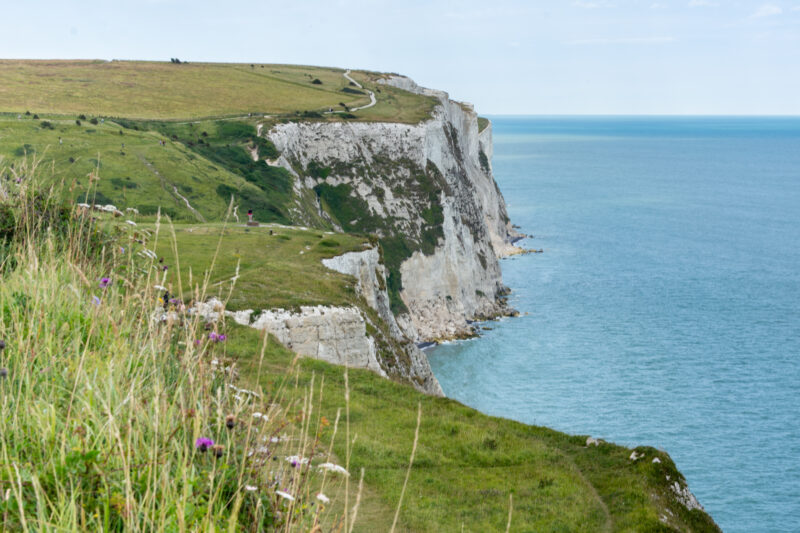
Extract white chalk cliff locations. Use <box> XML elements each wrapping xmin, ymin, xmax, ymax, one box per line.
<box><xmin>268</xmin><ymin>75</ymin><xmax>522</xmax><ymax>343</ymax></box>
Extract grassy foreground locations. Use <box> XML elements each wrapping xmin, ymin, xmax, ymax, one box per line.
<box><xmin>0</xmin><ymin>183</ymin><xmax>366</xmax><ymax>531</ymax></box>
<box><xmin>228</xmin><ymin>325</ymin><xmax>720</xmax><ymax>532</ymax></box>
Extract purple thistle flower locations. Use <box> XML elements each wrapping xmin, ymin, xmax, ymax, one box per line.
<box><xmin>162</xmin><ymin>265</ymin><xmax>168</xmax><ymax>272</ymax></box>
<box><xmin>195</xmin><ymin>437</ymin><xmax>214</xmax><ymax>452</ymax></box>
<box><xmin>208</xmin><ymin>332</ymin><xmax>219</xmax><ymax>341</ymax></box>
<box><xmin>217</xmin><ymin>334</ymin><xmax>226</xmax><ymax>342</ymax></box>
<box><xmin>99</xmin><ymin>277</ymin><xmax>110</xmax><ymax>288</ymax></box>
<box><xmin>92</xmin><ymin>296</ymin><xmax>101</xmax><ymax>306</ymax></box>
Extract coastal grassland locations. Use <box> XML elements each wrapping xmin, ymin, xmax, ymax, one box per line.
<box><xmin>0</xmin><ymin>60</ymin><xmax>436</xmax><ymax>123</ymax></box>
<box><xmin>0</xmin><ymin>116</ymin><xmax>294</xmax><ymax>222</ymax></box>
<box><xmin>347</xmin><ymin>71</ymin><xmax>439</xmax><ymax>123</ymax></box>
<box><xmin>151</xmin><ymin>223</ymin><xmax>369</xmax><ymax>311</ymax></box>
<box><xmin>227</xmin><ymin>325</ymin><xmax>721</xmax><ymax>533</ymax></box>
<box><xmin>478</xmin><ymin>117</ymin><xmax>490</xmax><ymax>132</ymax></box>
<box><xmin>0</xmin><ymin>60</ymin><xmax>358</xmax><ymax>119</ymax></box>
<box><xmin>0</xmin><ymin>181</ymin><xmax>361</xmax><ymax>531</ymax></box>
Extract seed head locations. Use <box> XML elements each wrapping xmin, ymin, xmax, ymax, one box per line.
<box><xmin>211</xmin><ymin>444</ymin><xmax>225</xmax><ymax>458</ymax></box>
<box><xmin>225</xmin><ymin>414</ymin><xmax>236</xmax><ymax>430</ymax></box>
<box><xmin>0</xmin><ymin>368</ymin><xmax>7</xmax><ymax>379</ymax></box>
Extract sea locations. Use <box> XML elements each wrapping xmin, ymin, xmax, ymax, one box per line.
<box><xmin>427</xmin><ymin>116</ymin><xmax>800</xmax><ymax>533</ymax></box>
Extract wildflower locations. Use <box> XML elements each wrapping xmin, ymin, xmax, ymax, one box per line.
<box><xmin>252</xmin><ymin>412</ymin><xmax>267</xmax><ymax>421</ymax></box>
<box><xmin>162</xmin><ymin>265</ymin><xmax>168</xmax><ymax>272</ymax></box>
<box><xmin>99</xmin><ymin>277</ymin><xmax>110</xmax><ymax>288</ymax></box>
<box><xmin>208</xmin><ymin>332</ymin><xmax>219</xmax><ymax>341</ymax></box>
<box><xmin>285</xmin><ymin>456</ymin><xmax>309</xmax><ymax>468</ymax></box>
<box><xmin>318</xmin><ymin>463</ymin><xmax>349</xmax><ymax>476</ymax></box>
<box><xmin>0</xmin><ymin>339</ymin><xmax>5</xmax><ymax>350</ymax></box>
<box><xmin>275</xmin><ymin>490</ymin><xmax>295</xmax><ymax>502</ymax></box>
<box><xmin>211</xmin><ymin>444</ymin><xmax>225</xmax><ymax>458</ymax></box>
<box><xmin>225</xmin><ymin>414</ymin><xmax>236</xmax><ymax>430</ymax></box>
<box><xmin>92</xmin><ymin>296</ymin><xmax>101</xmax><ymax>306</ymax></box>
<box><xmin>154</xmin><ymin>285</ymin><xmax>167</xmax><ymax>291</ymax></box>
<box><xmin>125</xmin><ymin>220</ymin><xmax>136</xmax><ymax>226</ymax></box>
<box><xmin>316</xmin><ymin>493</ymin><xmax>330</xmax><ymax>504</ymax></box>
<box><xmin>245</xmin><ymin>485</ymin><xmax>258</xmax><ymax>492</ymax></box>
<box><xmin>218</xmin><ymin>334</ymin><xmax>226</xmax><ymax>342</ymax></box>
<box><xmin>195</xmin><ymin>437</ymin><xmax>214</xmax><ymax>452</ymax></box>
<box><xmin>0</xmin><ymin>368</ymin><xmax>7</xmax><ymax>379</ymax></box>
<box><xmin>120</xmin><ymin>247</ymin><xmax>125</xmax><ymax>253</ymax></box>
<box><xmin>185</xmin><ymin>409</ymin><xmax>195</xmax><ymax>419</ymax></box>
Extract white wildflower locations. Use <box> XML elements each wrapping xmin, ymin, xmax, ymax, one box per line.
<box><xmin>316</xmin><ymin>493</ymin><xmax>330</xmax><ymax>504</ymax></box>
<box><xmin>285</xmin><ymin>455</ymin><xmax>309</xmax><ymax>465</ymax></box>
<box><xmin>154</xmin><ymin>285</ymin><xmax>167</xmax><ymax>291</ymax></box>
<box><xmin>125</xmin><ymin>220</ymin><xmax>137</xmax><ymax>226</ymax></box>
<box><xmin>275</xmin><ymin>490</ymin><xmax>295</xmax><ymax>501</ymax></box>
<box><xmin>244</xmin><ymin>485</ymin><xmax>258</xmax><ymax>492</ymax></box>
<box><xmin>317</xmin><ymin>462</ymin><xmax>349</xmax><ymax>476</ymax></box>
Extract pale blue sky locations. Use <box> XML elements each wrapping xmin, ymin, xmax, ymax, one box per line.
<box><xmin>2</xmin><ymin>0</ymin><xmax>799</xmax><ymax>114</ymax></box>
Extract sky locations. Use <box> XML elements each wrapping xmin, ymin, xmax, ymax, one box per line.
<box><xmin>1</xmin><ymin>0</ymin><xmax>799</xmax><ymax>115</ymax></box>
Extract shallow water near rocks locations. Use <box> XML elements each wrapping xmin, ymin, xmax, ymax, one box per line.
<box><xmin>428</xmin><ymin>116</ymin><xmax>800</xmax><ymax>533</ymax></box>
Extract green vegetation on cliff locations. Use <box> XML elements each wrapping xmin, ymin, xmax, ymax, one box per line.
<box><xmin>0</xmin><ymin>60</ymin><xmax>721</xmax><ymax>531</ymax></box>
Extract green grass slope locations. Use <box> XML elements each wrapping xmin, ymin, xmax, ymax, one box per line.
<box><xmin>0</xmin><ymin>60</ymin><xmax>436</xmax><ymax>123</ymax></box>
<box><xmin>228</xmin><ymin>326</ymin><xmax>720</xmax><ymax>533</ymax></box>
<box><xmin>152</xmin><ymin>223</ymin><xmax>368</xmax><ymax>311</ymax></box>
<box><xmin>0</xmin><ymin>115</ymin><xmax>297</xmax><ymax>222</ymax></box>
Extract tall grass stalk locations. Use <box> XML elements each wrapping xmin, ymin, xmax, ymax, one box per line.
<box><xmin>390</xmin><ymin>402</ymin><xmax>422</xmax><ymax>533</ymax></box>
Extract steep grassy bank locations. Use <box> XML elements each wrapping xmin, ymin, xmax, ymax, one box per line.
<box><xmin>0</xmin><ymin>184</ymin><xmax>360</xmax><ymax>531</ymax></box>
<box><xmin>227</xmin><ymin>325</ymin><xmax>721</xmax><ymax>532</ymax></box>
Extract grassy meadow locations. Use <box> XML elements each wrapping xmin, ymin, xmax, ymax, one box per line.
<box><xmin>0</xmin><ymin>60</ymin><xmax>436</xmax><ymax>123</ymax></box>
<box><xmin>151</xmin><ymin>223</ymin><xmax>369</xmax><ymax>312</ymax></box>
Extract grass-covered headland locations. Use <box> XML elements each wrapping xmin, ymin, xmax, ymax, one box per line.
<box><xmin>0</xmin><ymin>59</ymin><xmax>720</xmax><ymax>531</ymax></box>
<box><xmin>0</xmin><ymin>167</ymin><xmax>720</xmax><ymax>531</ymax></box>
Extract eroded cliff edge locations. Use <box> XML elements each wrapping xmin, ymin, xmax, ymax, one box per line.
<box><xmin>268</xmin><ymin>75</ymin><xmax>522</xmax><ymax>344</ymax></box>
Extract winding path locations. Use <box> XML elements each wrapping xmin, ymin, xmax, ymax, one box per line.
<box><xmin>343</xmin><ymin>70</ymin><xmax>377</xmax><ymax>111</ymax></box>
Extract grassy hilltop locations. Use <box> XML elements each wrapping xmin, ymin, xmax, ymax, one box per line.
<box><xmin>0</xmin><ymin>60</ymin><xmax>436</xmax><ymax>122</ymax></box>
<box><xmin>0</xmin><ymin>59</ymin><xmax>721</xmax><ymax>531</ymax></box>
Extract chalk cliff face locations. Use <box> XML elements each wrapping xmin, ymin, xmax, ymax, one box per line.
<box><xmin>267</xmin><ymin>76</ymin><xmax>521</xmax><ymax>342</ymax></box>
<box><xmin>322</xmin><ymin>248</ymin><xmax>443</xmax><ymax>396</ymax></box>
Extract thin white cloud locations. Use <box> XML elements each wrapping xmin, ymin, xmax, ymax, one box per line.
<box><xmin>569</xmin><ymin>36</ymin><xmax>675</xmax><ymax>45</ymax></box>
<box><xmin>688</xmin><ymin>0</ymin><xmax>719</xmax><ymax>6</ymax></box>
<box><xmin>751</xmin><ymin>4</ymin><xmax>783</xmax><ymax>17</ymax></box>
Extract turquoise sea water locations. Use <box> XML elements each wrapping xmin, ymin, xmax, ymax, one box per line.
<box><xmin>427</xmin><ymin>116</ymin><xmax>800</xmax><ymax>532</ymax></box>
